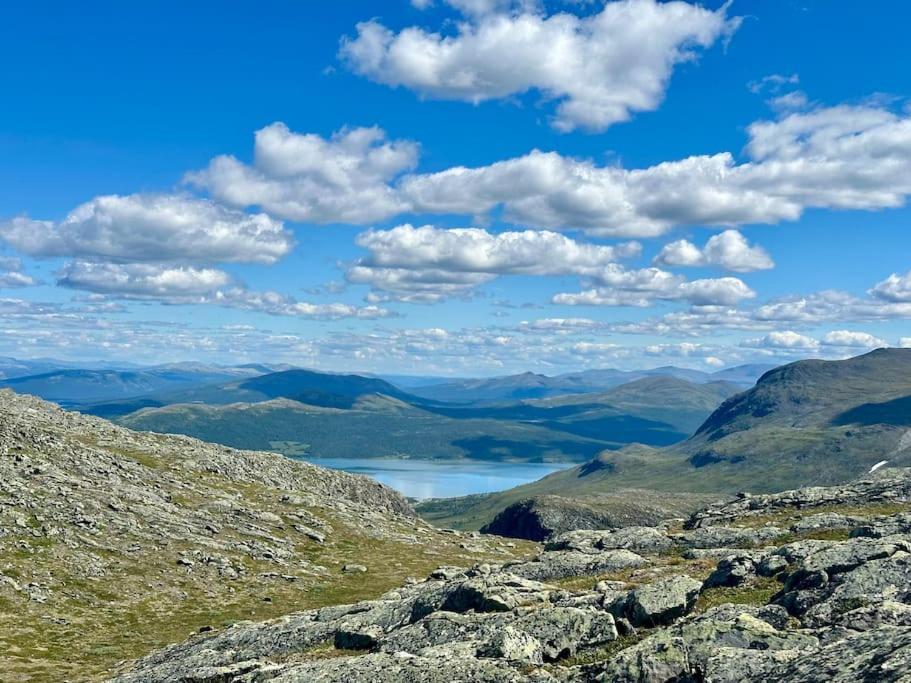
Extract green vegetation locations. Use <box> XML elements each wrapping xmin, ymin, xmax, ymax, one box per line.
<box><xmin>119</xmin><ymin>398</ymin><xmax>612</xmax><ymax>462</ymax></box>
<box><xmin>695</xmin><ymin>577</ymin><xmax>781</xmax><ymax>613</ymax></box>
<box><xmin>0</xmin><ymin>439</ymin><xmax>537</xmax><ymax>683</ymax></box>
<box><xmin>554</xmin><ymin>632</ymin><xmax>649</xmax><ymax>668</ymax></box>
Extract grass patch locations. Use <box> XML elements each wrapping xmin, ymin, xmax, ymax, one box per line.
<box><xmin>293</xmin><ymin>640</ymin><xmax>363</xmax><ymax>662</ymax></box>
<box><xmin>695</xmin><ymin>576</ymin><xmax>780</xmax><ymax>613</ymax></box>
<box><xmin>729</xmin><ymin>501</ymin><xmax>910</xmax><ymax>530</ymax></box>
<box><xmin>555</xmin><ymin>632</ymin><xmax>649</xmax><ymax>668</ymax></box>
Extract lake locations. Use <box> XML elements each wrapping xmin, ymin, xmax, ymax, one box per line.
<box><xmin>291</xmin><ymin>457</ymin><xmax>575</xmax><ymax>499</ymax></box>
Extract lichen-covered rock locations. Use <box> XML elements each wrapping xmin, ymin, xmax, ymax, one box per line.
<box><xmin>506</xmin><ymin>549</ymin><xmax>646</xmax><ymax>581</ymax></box>
<box><xmin>687</xmin><ymin>468</ymin><xmax>911</xmax><ymax>529</ymax></box>
<box><xmin>258</xmin><ymin>651</ymin><xmax>542</xmax><ymax>682</ymax></box>
<box><xmin>592</xmin><ymin>606</ymin><xmax>818</xmax><ymax>682</ymax></box>
<box><xmin>760</xmin><ymin>626</ymin><xmax>911</xmax><ymax>682</ymax></box>
<box><xmin>791</xmin><ymin>512</ymin><xmax>868</xmax><ymax>535</ymax></box>
<box><xmin>704</xmin><ymin>551</ymin><xmax>769</xmax><ymax>588</ymax></box>
<box><xmin>623</xmin><ymin>575</ymin><xmax>702</xmax><ymax>627</ymax></box>
<box><xmin>851</xmin><ymin>512</ymin><xmax>911</xmax><ymax>539</ymax></box>
<box><xmin>678</xmin><ymin>525</ymin><xmax>785</xmax><ymax>549</ymax></box>
<box><xmin>545</xmin><ymin>527</ymin><xmax>673</xmax><ymax>555</ymax></box>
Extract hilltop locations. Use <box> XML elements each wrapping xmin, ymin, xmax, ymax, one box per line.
<box><xmin>0</xmin><ymin>363</ymin><xmax>294</xmax><ymax>408</ymax></box>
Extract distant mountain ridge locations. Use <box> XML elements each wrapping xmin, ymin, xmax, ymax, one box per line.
<box><xmin>407</xmin><ymin>364</ymin><xmax>772</xmax><ymax>403</ymax></box>
<box><xmin>0</xmin><ymin>362</ymin><xmax>299</xmax><ymax>408</ymax></box>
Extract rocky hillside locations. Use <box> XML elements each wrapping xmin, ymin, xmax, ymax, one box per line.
<box><xmin>0</xmin><ymin>390</ymin><xmax>533</xmax><ymax>681</ymax></box>
<box><xmin>114</xmin><ymin>467</ymin><xmax>911</xmax><ymax>682</ymax></box>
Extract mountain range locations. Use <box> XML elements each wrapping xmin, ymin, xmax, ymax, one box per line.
<box><xmin>0</xmin><ymin>359</ymin><xmax>755</xmax><ymax>462</ymax></box>
<box><xmin>110</xmin><ymin>370</ymin><xmax>743</xmax><ymax>462</ymax></box>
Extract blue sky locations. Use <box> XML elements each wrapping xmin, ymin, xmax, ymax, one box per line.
<box><xmin>1</xmin><ymin>0</ymin><xmax>910</xmax><ymax>374</ymax></box>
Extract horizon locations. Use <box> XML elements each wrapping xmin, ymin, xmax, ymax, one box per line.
<box><xmin>4</xmin><ymin>347</ymin><xmax>903</xmax><ymax>381</ymax></box>
<box><xmin>2</xmin><ymin>1</ymin><xmax>910</xmax><ymax>375</ymax></box>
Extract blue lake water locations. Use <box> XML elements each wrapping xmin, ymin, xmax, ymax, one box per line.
<box><xmin>291</xmin><ymin>457</ymin><xmax>575</xmax><ymax>499</ymax></box>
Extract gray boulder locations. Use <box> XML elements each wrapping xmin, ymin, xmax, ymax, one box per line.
<box><xmin>610</xmin><ymin>575</ymin><xmax>703</xmax><ymax>627</ymax></box>
<box><xmin>506</xmin><ymin>549</ymin><xmax>646</xmax><ymax>582</ymax></box>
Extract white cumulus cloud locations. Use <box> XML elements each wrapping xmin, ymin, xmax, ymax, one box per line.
<box><xmin>0</xmin><ymin>194</ymin><xmax>292</xmax><ymax>265</ymax></box>
<box><xmin>870</xmin><ymin>270</ymin><xmax>911</xmax><ymax>303</ymax></box>
<box><xmin>401</xmin><ymin>102</ymin><xmax>911</xmax><ymax>236</ymax></box>
<box><xmin>0</xmin><ymin>257</ymin><xmax>36</xmax><ymax>288</ymax></box>
<box><xmin>553</xmin><ymin>271</ymin><xmax>755</xmax><ymax>308</ymax></box>
<box><xmin>57</xmin><ymin>262</ymin><xmax>233</xmax><ymax>298</ymax></box>
<box><xmin>654</xmin><ymin>230</ymin><xmax>774</xmax><ymax>272</ymax></box>
<box><xmin>56</xmin><ymin>261</ymin><xmax>392</xmax><ymax>320</ymax></box>
<box><xmin>188</xmin><ymin>123</ymin><xmax>418</xmax><ymax>224</ymax></box>
<box><xmin>347</xmin><ymin>223</ymin><xmax>640</xmax><ymax>302</ymax></box>
<box><xmin>742</xmin><ymin>330</ymin><xmax>820</xmax><ymax>350</ymax></box>
<box><xmin>821</xmin><ymin>330</ymin><xmax>887</xmax><ymax>349</ymax></box>
<box><xmin>341</xmin><ymin>0</ymin><xmax>739</xmax><ymax>132</ymax></box>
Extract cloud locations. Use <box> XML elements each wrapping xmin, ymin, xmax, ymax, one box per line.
<box><xmin>56</xmin><ymin>261</ymin><xmax>392</xmax><ymax>320</ymax></box>
<box><xmin>553</xmin><ymin>270</ymin><xmax>755</xmax><ymax>307</ymax></box>
<box><xmin>870</xmin><ymin>270</ymin><xmax>911</xmax><ymax>302</ymax></box>
<box><xmin>212</xmin><ymin>290</ymin><xmax>394</xmax><ymax>319</ymax></box>
<box><xmin>414</xmin><ymin>0</ymin><xmax>541</xmax><ymax>17</ymax></box>
<box><xmin>188</xmin><ymin>123</ymin><xmax>418</xmax><ymax>223</ymax></box>
<box><xmin>401</xmin><ymin>101</ymin><xmax>911</xmax><ymax>236</ymax></box>
<box><xmin>347</xmin><ymin>223</ymin><xmax>640</xmax><ymax>301</ymax></box>
<box><xmin>187</xmin><ymin>100</ymin><xmax>911</xmax><ymax>238</ymax></box>
<box><xmin>747</xmin><ymin>73</ymin><xmax>799</xmax><ymax>95</ymax></box>
<box><xmin>653</xmin><ymin>230</ymin><xmax>774</xmax><ymax>272</ymax></box>
<box><xmin>742</xmin><ymin>330</ymin><xmax>820</xmax><ymax>350</ymax></box>
<box><xmin>0</xmin><ymin>194</ymin><xmax>292</xmax><ymax>265</ymax></box>
<box><xmin>57</xmin><ymin>262</ymin><xmax>233</xmax><ymax>298</ymax></box>
<box><xmin>741</xmin><ymin>329</ymin><xmax>886</xmax><ymax>354</ymax></box>
<box><xmin>607</xmin><ymin>277</ymin><xmax>911</xmax><ymax>340</ymax></box>
<box><xmin>821</xmin><ymin>330</ymin><xmax>887</xmax><ymax>348</ymax></box>
<box><xmin>0</xmin><ymin>257</ymin><xmax>36</xmax><ymax>288</ymax></box>
<box><xmin>341</xmin><ymin>0</ymin><xmax>739</xmax><ymax>132</ymax></box>
<box><xmin>516</xmin><ymin>317</ymin><xmax>605</xmax><ymax>333</ymax></box>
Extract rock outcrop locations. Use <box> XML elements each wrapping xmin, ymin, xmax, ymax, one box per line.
<box><xmin>481</xmin><ymin>490</ymin><xmax>717</xmax><ymax>541</ymax></box>
<box><xmin>113</xmin><ymin>469</ymin><xmax>911</xmax><ymax>682</ymax></box>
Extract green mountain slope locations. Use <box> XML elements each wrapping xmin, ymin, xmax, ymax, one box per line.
<box><xmin>117</xmin><ymin>397</ymin><xmax>612</xmax><ymax>462</ymax></box>
<box><xmin>420</xmin><ymin>349</ymin><xmax>911</xmax><ymax>528</ymax></box>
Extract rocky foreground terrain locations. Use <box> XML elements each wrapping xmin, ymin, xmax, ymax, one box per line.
<box><xmin>115</xmin><ymin>466</ymin><xmax>911</xmax><ymax>681</ymax></box>
<box><xmin>0</xmin><ymin>390</ymin><xmax>533</xmax><ymax>681</ymax></box>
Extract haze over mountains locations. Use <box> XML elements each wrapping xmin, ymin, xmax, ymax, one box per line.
<box><xmin>405</xmin><ymin>365</ymin><xmax>771</xmax><ymax>403</ymax></box>
<box><xmin>7</xmin><ymin>350</ymin><xmax>911</xmax><ymax>531</ymax></box>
